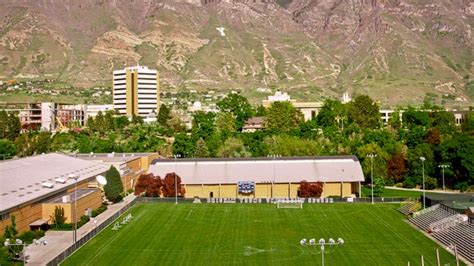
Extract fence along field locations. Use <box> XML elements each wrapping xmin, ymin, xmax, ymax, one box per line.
<box><xmin>62</xmin><ymin>203</ymin><xmax>461</xmax><ymax>265</ymax></box>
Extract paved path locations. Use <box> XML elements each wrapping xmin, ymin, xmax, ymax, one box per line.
<box><xmin>26</xmin><ymin>194</ymin><xmax>136</xmax><ymax>265</ymax></box>
<box><xmin>385</xmin><ymin>186</ymin><xmax>462</xmax><ymax>194</ymax></box>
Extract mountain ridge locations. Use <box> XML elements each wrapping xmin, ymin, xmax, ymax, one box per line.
<box><xmin>0</xmin><ymin>0</ymin><xmax>472</xmax><ymax>106</ymax></box>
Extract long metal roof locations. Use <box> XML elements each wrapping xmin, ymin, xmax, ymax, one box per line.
<box><xmin>149</xmin><ymin>156</ymin><xmax>365</xmax><ymax>185</ymax></box>
<box><xmin>0</xmin><ymin>153</ymin><xmax>109</xmax><ymax>213</ymax></box>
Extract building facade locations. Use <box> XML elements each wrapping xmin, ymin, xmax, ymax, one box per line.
<box><xmin>0</xmin><ymin>102</ymin><xmax>86</xmax><ymax>131</ymax></box>
<box><xmin>113</xmin><ymin>66</ymin><xmax>160</xmax><ymax>117</ymax></box>
<box><xmin>149</xmin><ymin>156</ymin><xmax>364</xmax><ymax>199</ymax></box>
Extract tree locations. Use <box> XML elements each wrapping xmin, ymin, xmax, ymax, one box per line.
<box><xmin>104</xmin><ymin>165</ymin><xmax>124</xmax><ymax>203</ymax></box>
<box><xmin>94</xmin><ymin>111</ymin><xmax>106</xmax><ymax>133</ymax></box>
<box><xmin>299</xmin><ymin>181</ymin><xmax>324</xmax><ymax>198</ymax></box>
<box><xmin>115</xmin><ymin>116</ymin><xmax>129</xmax><ymax>129</ymax></box>
<box><xmin>216</xmin><ymin>93</ymin><xmax>254</xmax><ymax>129</ymax></box>
<box><xmin>0</xmin><ymin>139</ymin><xmax>17</xmax><ymax>159</ymax></box>
<box><xmin>387</xmin><ymin>110</ymin><xmax>402</xmax><ymax>130</ymax></box>
<box><xmin>50</xmin><ymin>206</ymin><xmax>67</xmax><ymax>228</ymax></box>
<box><xmin>3</xmin><ymin>215</ymin><xmax>18</xmax><ymax>239</ymax></box>
<box><xmin>157</xmin><ymin>104</ymin><xmax>170</xmax><ymax>126</ymax></box>
<box><xmin>131</xmin><ymin>115</ymin><xmax>144</xmax><ymax>125</ymax></box>
<box><xmin>195</xmin><ymin>138</ymin><xmax>209</xmax><ymax>158</ymax></box>
<box><xmin>104</xmin><ymin>111</ymin><xmax>116</xmax><ymax>132</ymax></box>
<box><xmin>264</xmin><ymin>135</ymin><xmax>321</xmax><ymax>156</ymax></box>
<box><xmin>0</xmin><ymin>110</ymin><xmax>8</xmax><ymax>138</ymax></box>
<box><xmin>215</xmin><ymin>112</ymin><xmax>236</xmax><ymax>136</ymax></box>
<box><xmin>431</xmin><ymin>110</ymin><xmax>455</xmax><ymax>134</ymax></box>
<box><xmin>373</xmin><ymin>177</ymin><xmax>385</xmax><ymax>196</ymax></box>
<box><xmin>161</xmin><ymin>173</ymin><xmax>185</xmax><ymax>197</ymax></box>
<box><xmin>403</xmin><ymin>106</ymin><xmax>431</xmax><ymax>129</ymax></box>
<box><xmin>386</xmin><ymin>153</ymin><xmax>406</xmax><ymax>182</ymax></box>
<box><xmin>134</xmin><ymin>173</ymin><xmax>162</xmax><ymax>197</ymax></box>
<box><xmin>217</xmin><ymin>137</ymin><xmax>250</xmax><ymax>158</ymax></box>
<box><xmin>347</xmin><ymin>95</ymin><xmax>380</xmax><ymax>129</ymax></box>
<box><xmin>316</xmin><ymin>99</ymin><xmax>346</xmax><ymax>128</ymax></box>
<box><xmin>265</xmin><ymin>101</ymin><xmax>303</xmax><ymax>132</ymax></box>
<box><xmin>1</xmin><ymin>113</ymin><xmax>21</xmax><ymax>141</ymax></box>
<box><xmin>172</xmin><ymin>133</ymin><xmax>195</xmax><ymax>158</ymax></box>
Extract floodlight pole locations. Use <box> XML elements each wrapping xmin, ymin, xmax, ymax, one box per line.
<box><xmin>300</xmin><ymin>238</ymin><xmax>344</xmax><ymax>266</ymax></box>
<box><xmin>68</xmin><ymin>174</ymin><xmax>79</xmax><ymax>243</ymax></box>
<box><xmin>4</xmin><ymin>238</ymin><xmax>46</xmax><ymax>264</ymax></box>
<box><xmin>367</xmin><ymin>153</ymin><xmax>376</xmax><ymax>204</ymax></box>
<box><xmin>438</xmin><ymin>164</ymin><xmax>449</xmax><ymax>191</ymax></box>
<box><xmin>268</xmin><ymin>154</ymin><xmax>280</xmax><ymax>199</ymax></box>
<box><xmin>173</xmin><ymin>154</ymin><xmax>181</xmax><ymax>204</ymax></box>
<box><xmin>420</xmin><ymin>157</ymin><xmax>426</xmax><ymax>209</ymax></box>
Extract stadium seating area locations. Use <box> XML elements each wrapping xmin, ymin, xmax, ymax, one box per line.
<box><xmin>408</xmin><ymin>204</ymin><xmax>473</xmax><ymax>264</ymax></box>
<box><xmin>398</xmin><ymin>202</ymin><xmax>421</xmax><ymax>215</ymax></box>
<box><xmin>409</xmin><ymin>205</ymin><xmax>453</xmax><ymax>231</ymax></box>
<box><xmin>432</xmin><ymin>223</ymin><xmax>474</xmax><ymax>263</ymax></box>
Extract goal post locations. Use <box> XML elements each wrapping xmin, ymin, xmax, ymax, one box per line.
<box><xmin>276</xmin><ymin>199</ymin><xmax>303</xmax><ymax>209</ymax></box>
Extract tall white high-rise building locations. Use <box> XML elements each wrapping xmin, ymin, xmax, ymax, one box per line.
<box><xmin>113</xmin><ymin>66</ymin><xmax>160</xmax><ymax>117</ymax></box>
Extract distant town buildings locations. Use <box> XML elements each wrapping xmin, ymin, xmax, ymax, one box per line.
<box><xmin>341</xmin><ymin>92</ymin><xmax>352</xmax><ymax>104</ymax></box>
<box><xmin>262</xmin><ymin>90</ymin><xmax>323</xmax><ymax>121</ymax></box>
<box><xmin>113</xmin><ymin>66</ymin><xmax>160</xmax><ymax>118</ymax></box>
<box><xmin>0</xmin><ymin>102</ymin><xmax>86</xmax><ymax>131</ymax></box>
<box><xmin>242</xmin><ymin>117</ymin><xmax>265</xmax><ymax>132</ymax></box>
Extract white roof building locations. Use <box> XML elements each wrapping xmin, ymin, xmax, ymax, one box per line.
<box><xmin>149</xmin><ymin>156</ymin><xmax>364</xmax><ymax>185</ymax></box>
<box><xmin>0</xmin><ymin>153</ymin><xmax>109</xmax><ymax>213</ymax></box>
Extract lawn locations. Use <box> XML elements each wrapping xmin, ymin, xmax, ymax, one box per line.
<box><xmin>63</xmin><ymin>203</ymin><xmax>459</xmax><ymax>266</ymax></box>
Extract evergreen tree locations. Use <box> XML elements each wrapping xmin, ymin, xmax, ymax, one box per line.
<box><xmin>94</xmin><ymin>111</ymin><xmax>106</xmax><ymax>134</ymax></box>
<box><xmin>6</xmin><ymin>113</ymin><xmax>21</xmax><ymax>140</ymax></box>
<box><xmin>104</xmin><ymin>165</ymin><xmax>124</xmax><ymax>203</ymax></box>
<box><xmin>157</xmin><ymin>104</ymin><xmax>170</xmax><ymax>126</ymax></box>
<box><xmin>0</xmin><ymin>110</ymin><xmax>8</xmax><ymax>138</ymax></box>
<box><xmin>104</xmin><ymin>111</ymin><xmax>116</xmax><ymax>132</ymax></box>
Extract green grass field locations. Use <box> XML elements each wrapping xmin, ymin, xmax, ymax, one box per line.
<box><xmin>63</xmin><ymin>203</ymin><xmax>459</xmax><ymax>266</ymax></box>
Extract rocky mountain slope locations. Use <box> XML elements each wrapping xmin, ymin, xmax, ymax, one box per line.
<box><xmin>0</xmin><ymin>0</ymin><xmax>472</xmax><ymax>106</ymax></box>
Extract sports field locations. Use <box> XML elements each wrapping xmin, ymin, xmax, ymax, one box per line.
<box><xmin>63</xmin><ymin>203</ymin><xmax>459</xmax><ymax>265</ymax></box>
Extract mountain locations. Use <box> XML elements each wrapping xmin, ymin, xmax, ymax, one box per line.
<box><xmin>0</xmin><ymin>0</ymin><xmax>472</xmax><ymax>106</ymax></box>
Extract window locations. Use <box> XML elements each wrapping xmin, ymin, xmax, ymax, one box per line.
<box><xmin>0</xmin><ymin>212</ymin><xmax>10</xmax><ymax>221</ymax></box>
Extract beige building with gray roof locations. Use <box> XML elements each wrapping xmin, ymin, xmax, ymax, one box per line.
<box><xmin>0</xmin><ymin>153</ymin><xmax>108</xmax><ymax>234</ymax></box>
<box><xmin>149</xmin><ymin>156</ymin><xmax>364</xmax><ymax>199</ymax></box>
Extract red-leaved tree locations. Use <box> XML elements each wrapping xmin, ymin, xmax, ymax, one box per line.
<box><xmin>134</xmin><ymin>173</ymin><xmax>162</xmax><ymax>197</ymax></box>
<box><xmin>387</xmin><ymin>153</ymin><xmax>406</xmax><ymax>182</ymax></box>
<box><xmin>162</xmin><ymin>172</ymin><xmax>185</xmax><ymax>197</ymax></box>
<box><xmin>299</xmin><ymin>180</ymin><xmax>324</xmax><ymax>198</ymax></box>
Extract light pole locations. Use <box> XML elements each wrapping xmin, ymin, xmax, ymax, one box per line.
<box><xmin>268</xmin><ymin>154</ymin><xmax>281</xmax><ymax>199</ymax></box>
<box><xmin>438</xmin><ymin>164</ymin><xmax>449</xmax><ymax>191</ymax></box>
<box><xmin>420</xmin><ymin>157</ymin><xmax>426</xmax><ymax>209</ymax></box>
<box><xmin>173</xmin><ymin>154</ymin><xmax>181</xmax><ymax>204</ymax></box>
<box><xmin>300</xmin><ymin>237</ymin><xmax>344</xmax><ymax>266</ymax></box>
<box><xmin>68</xmin><ymin>174</ymin><xmax>79</xmax><ymax>243</ymax></box>
<box><xmin>366</xmin><ymin>153</ymin><xmax>377</xmax><ymax>204</ymax></box>
<box><xmin>4</xmin><ymin>238</ymin><xmax>47</xmax><ymax>264</ymax></box>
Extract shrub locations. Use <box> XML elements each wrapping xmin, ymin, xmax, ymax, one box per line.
<box><xmin>104</xmin><ymin>166</ymin><xmax>124</xmax><ymax>203</ymax></box>
<box><xmin>425</xmin><ymin>177</ymin><xmax>438</xmax><ymax>190</ymax></box>
<box><xmin>91</xmin><ymin>203</ymin><xmax>108</xmax><ymax>218</ymax></box>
